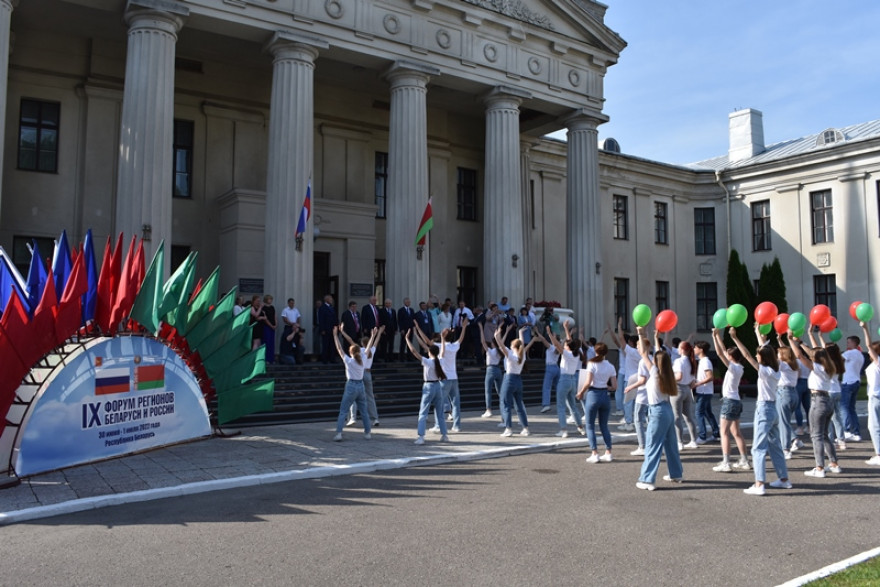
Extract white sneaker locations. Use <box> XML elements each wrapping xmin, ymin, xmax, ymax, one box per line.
<box><xmin>372</xmin><ymin>420</ymin><xmax>380</xmax><ymax>427</ymax></box>
<box><xmin>555</xmin><ymin>430</ymin><xmax>569</xmax><ymax>438</ymax></box>
<box><xmin>617</xmin><ymin>423</ymin><xmax>634</xmax><ymax>431</ymax></box>
<box><xmin>446</xmin><ymin>413</ymin><xmax>453</xmax><ymax>422</ymax></box>
<box><xmin>793</xmin><ymin>438</ymin><xmax>804</xmax><ymax>449</ymax></box>
<box><xmin>866</xmin><ymin>455</ymin><xmax>880</xmax><ymax>466</ymax></box>
<box><xmin>612</xmin><ymin>410</ymin><xmax>623</xmax><ymax>417</ymax></box>
<box><xmin>805</xmin><ymin>467</ymin><xmax>826</xmax><ymax>478</ymax></box>
<box><xmin>414</xmin><ymin>436</ymin><xmax>425</xmax><ymax>445</ymax></box>
<box><xmin>635</xmin><ymin>481</ymin><xmax>655</xmax><ymax>491</ymax></box>
<box><xmin>825</xmin><ymin>464</ymin><xmax>842</xmax><ymax>474</ymax></box>
<box><xmin>769</xmin><ymin>479</ymin><xmax>793</xmax><ymax>489</ymax></box>
<box><xmin>743</xmin><ymin>484</ymin><xmax>765</xmax><ymax>496</ymax></box>
<box><xmin>430</xmin><ymin>425</ymin><xmax>441</xmax><ymax>433</ymax></box>
<box><xmin>345</xmin><ymin>418</ymin><xmax>356</xmax><ymax>427</ymax></box>
<box><xmin>500</xmin><ymin>428</ymin><xmax>513</xmax><ymax>437</ymax></box>
<box><xmin>577</xmin><ymin>427</ymin><xmax>586</xmax><ymax>436</ymax></box>
<box><xmin>617</xmin><ymin>417</ymin><xmax>627</xmax><ymax>425</ymax></box>
<box><xmin>677</xmin><ymin>442</ymin><xmax>683</xmax><ymax>451</ymax></box>
<box><xmin>540</xmin><ymin>405</ymin><xmax>551</xmax><ymax>413</ymax></box>
<box><xmin>783</xmin><ymin>450</ymin><xmax>792</xmax><ymax>460</ymax></box>
<box><xmin>662</xmin><ymin>475</ymin><xmax>683</xmax><ymax>483</ymax></box>
<box><xmin>845</xmin><ymin>433</ymin><xmax>861</xmax><ymax>442</ymax></box>
<box><xmin>566</xmin><ymin>416</ymin><xmax>576</xmax><ymax>424</ymax></box>
<box><xmin>683</xmin><ymin>441</ymin><xmax>698</xmax><ymax>449</ymax></box>
<box><xmin>481</xmin><ymin>410</ymin><xmax>493</xmax><ymax>419</ymax></box>
<box><xmin>713</xmin><ymin>461</ymin><xmax>732</xmax><ymax>473</ymax></box>
<box><xmin>332</xmin><ymin>433</ymin><xmax>343</xmax><ymax>441</ymax></box>
<box><xmin>836</xmin><ymin>440</ymin><xmax>847</xmax><ymax>451</ymax></box>
<box><xmin>363</xmin><ymin>433</ymin><xmax>371</xmax><ymax>440</ymax></box>
<box><xmin>630</xmin><ymin>447</ymin><xmax>645</xmax><ymax>456</ymax></box>
<box><xmin>520</xmin><ymin>428</ymin><xmax>531</xmax><ymax>436</ymax></box>
<box><xmin>585</xmin><ymin>454</ymin><xmax>600</xmax><ymax>464</ymax></box>
<box><xmin>599</xmin><ymin>453</ymin><xmax>613</xmax><ymax>462</ymax></box>
<box><xmin>733</xmin><ymin>460</ymin><xmax>751</xmax><ymax>470</ymax></box>
<box><xmin>451</xmin><ymin>426</ymin><xmax>461</xmax><ymax>433</ymax></box>
<box><xmin>695</xmin><ymin>436</ymin><xmax>712</xmax><ymax>445</ymax></box>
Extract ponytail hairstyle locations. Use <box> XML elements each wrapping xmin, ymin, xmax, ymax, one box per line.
<box><xmin>679</xmin><ymin>341</ymin><xmax>696</xmax><ymax>374</ymax></box>
<box><xmin>566</xmin><ymin>338</ymin><xmax>584</xmax><ymax>363</ymax></box>
<box><xmin>427</xmin><ymin>344</ymin><xmax>447</xmax><ymax>380</ymax></box>
<box><xmin>511</xmin><ymin>339</ymin><xmax>525</xmax><ymax>364</ymax></box>
<box><xmin>813</xmin><ymin>348</ymin><xmax>835</xmax><ymax>376</ymax></box>
<box><xmin>589</xmin><ymin>342</ymin><xmax>608</xmax><ymax>363</ymax></box>
<box><xmin>349</xmin><ymin>344</ymin><xmax>363</xmax><ymax>365</ymax></box>
<box><xmin>757</xmin><ymin>345</ymin><xmax>779</xmax><ymax>371</ymax></box>
<box><xmin>824</xmin><ymin>343</ymin><xmax>844</xmax><ymax>376</ymax></box>
<box><xmin>777</xmin><ymin>346</ymin><xmax>798</xmax><ymax>371</ymax></box>
<box><xmin>726</xmin><ymin>347</ymin><xmax>744</xmax><ymax>364</ymax></box>
<box><xmin>654</xmin><ymin>350</ymin><xmax>678</xmax><ymax>397</ymax></box>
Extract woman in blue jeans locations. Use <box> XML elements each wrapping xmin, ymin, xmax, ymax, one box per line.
<box><xmin>543</xmin><ymin>326</ymin><xmax>585</xmax><ymax>437</ymax></box>
<box><xmin>635</xmin><ymin>326</ymin><xmax>683</xmax><ymax>490</ymax></box>
<box><xmin>404</xmin><ymin>329</ymin><xmax>449</xmax><ymax>445</ymax></box>
<box><xmin>731</xmin><ymin>324</ymin><xmax>791</xmax><ymax>496</ymax></box>
<box><xmin>480</xmin><ymin>325</ymin><xmax>510</xmax><ymax>419</ymax></box>
<box><xmin>495</xmin><ymin>325</ymin><xmax>539</xmax><ymax>437</ymax></box>
<box><xmin>576</xmin><ymin>342</ymin><xmax>617</xmax><ymax>463</ymax></box>
<box><xmin>331</xmin><ymin>326</ymin><xmax>372</xmax><ymax>442</ymax></box>
<box><xmin>858</xmin><ymin>320</ymin><xmax>880</xmax><ymax>466</ymax></box>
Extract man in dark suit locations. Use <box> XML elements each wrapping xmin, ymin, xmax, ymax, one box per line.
<box><xmin>361</xmin><ymin>295</ymin><xmax>380</xmax><ymax>335</ymax></box>
<box><xmin>341</xmin><ymin>300</ymin><xmax>361</xmax><ymax>342</ymax></box>
<box><xmin>397</xmin><ymin>297</ymin><xmax>416</xmax><ymax>360</ymax></box>
<box><xmin>415</xmin><ymin>301</ymin><xmax>434</xmax><ymax>340</ymax></box>
<box><xmin>380</xmin><ymin>298</ymin><xmax>398</xmax><ymax>360</ymax></box>
<box><xmin>317</xmin><ymin>295</ymin><xmax>338</xmax><ymax>364</ymax></box>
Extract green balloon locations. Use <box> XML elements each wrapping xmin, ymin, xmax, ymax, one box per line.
<box><xmin>759</xmin><ymin>322</ymin><xmax>772</xmax><ymax>335</ymax></box>
<box><xmin>788</xmin><ymin>312</ymin><xmax>807</xmax><ymax>332</ymax></box>
<box><xmin>726</xmin><ymin>304</ymin><xmax>748</xmax><ymax>328</ymax></box>
<box><xmin>712</xmin><ymin>308</ymin><xmax>729</xmax><ymax>329</ymax></box>
<box><xmin>632</xmin><ymin>304</ymin><xmax>652</xmax><ymax>327</ymax></box>
<box><xmin>828</xmin><ymin>328</ymin><xmax>842</xmax><ymax>342</ymax></box>
<box><xmin>792</xmin><ymin>327</ymin><xmax>805</xmax><ymax>338</ymax></box>
<box><xmin>856</xmin><ymin>303</ymin><xmax>874</xmax><ymax>322</ymax></box>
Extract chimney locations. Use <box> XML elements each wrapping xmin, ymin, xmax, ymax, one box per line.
<box><xmin>728</xmin><ymin>108</ymin><xmax>765</xmax><ymax>162</ymax></box>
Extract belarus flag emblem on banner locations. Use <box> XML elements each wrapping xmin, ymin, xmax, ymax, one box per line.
<box><xmin>135</xmin><ymin>364</ymin><xmax>165</xmax><ymax>391</ymax></box>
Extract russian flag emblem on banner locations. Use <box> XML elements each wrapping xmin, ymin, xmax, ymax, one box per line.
<box><xmin>95</xmin><ymin>367</ymin><xmax>130</xmax><ymax>395</ymax></box>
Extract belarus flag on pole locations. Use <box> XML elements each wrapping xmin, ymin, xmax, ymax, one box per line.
<box><xmin>415</xmin><ymin>198</ymin><xmax>433</xmax><ymax>246</ymax></box>
<box><xmin>295</xmin><ymin>178</ymin><xmax>312</xmax><ymax>238</ymax></box>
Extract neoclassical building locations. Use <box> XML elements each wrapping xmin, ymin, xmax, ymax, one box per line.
<box><xmin>2</xmin><ymin>0</ymin><xmax>879</xmax><ymax>347</ymax></box>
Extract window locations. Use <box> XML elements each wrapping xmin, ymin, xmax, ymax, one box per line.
<box><xmin>457</xmin><ymin>167</ymin><xmax>477</xmax><ymax>221</ymax></box>
<box><xmin>696</xmin><ymin>282</ymin><xmax>718</xmax><ymax>332</ymax></box>
<box><xmin>654</xmin><ymin>202</ymin><xmax>668</xmax><ymax>244</ymax></box>
<box><xmin>751</xmin><ymin>200</ymin><xmax>771</xmax><ymax>251</ymax></box>
<box><xmin>613</xmin><ymin>195</ymin><xmax>628</xmax><ymax>240</ymax></box>
<box><xmin>11</xmin><ymin>235</ymin><xmax>56</xmax><ymax>275</ymax></box>
<box><xmin>614</xmin><ymin>278</ymin><xmax>629</xmax><ymax>330</ymax></box>
<box><xmin>456</xmin><ymin>266</ymin><xmax>477</xmax><ymax>308</ymax></box>
<box><xmin>374</xmin><ymin>152</ymin><xmax>388</xmax><ymax>219</ymax></box>
<box><xmin>374</xmin><ymin>259</ymin><xmax>386</xmax><ymax>302</ymax></box>
<box><xmin>656</xmin><ymin>281</ymin><xmax>669</xmax><ymax>312</ymax></box>
<box><xmin>814</xmin><ymin>274</ymin><xmax>837</xmax><ymax>317</ymax></box>
<box><xmin>811</xmin><ymin>189</ymin><xmax>833</xmax><ymax>244</ymax></box>
<box><xmin>18</xmin><ymin>99</ymin><xmax>59</xmax><ymax>173</ymax></box>
<box><xmin>173</xmin><ymin>120</ymin><xmax>194</xmax><ymax>198</ymax></box>
<box><xmin>170</xmin><ymin>245</ymin><xmax>191</xmax><ymax>273</ymax></box>
<box><xmin>694</xmin><ymin>207</ymin><xmax>716</xmax><ymax>255</ymax></box>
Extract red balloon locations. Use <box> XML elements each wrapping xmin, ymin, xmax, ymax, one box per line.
<box><xmin>774</xmin><ymin>313</ymin><xmax>790</xmax><ymax>335</ymax></box>
<box><xmin>655</xmin><ymin>309</ymin><xmax>678</xmax><ymax>333</ymax></box>
<box><xmin>819</xmin><ymin>315</ymin><xmax>837</xmax><ymax>333</ymax></box>
<box><xmin>850</xmin><ymin>300</ymin><xmax>863</xmax><ymax>321</ymax></box>
<box><xmin>754</xmin><ymin>301</ymin><xmax>778</xmax><ymax>325</ymax></box>
<box><xmin>810</xmin><ymin>304</ymin><xmax>831</xmax><ymax>325</ymax></box>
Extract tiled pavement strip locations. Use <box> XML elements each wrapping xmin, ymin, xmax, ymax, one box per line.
<box><xmin>0</xmin><ymin>399</ymin><xmax>870</xmax><ymax>526</ymax></box>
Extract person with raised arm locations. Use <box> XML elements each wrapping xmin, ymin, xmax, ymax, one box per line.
<box><xmin>671</xmin><ymin>340</ymin><xmax>699</xmax><ymax>449</ymax></box>
<box><xmin>692</xmin><ymin>340</ymin><xmax>720</xmax><ymax>444</ymax></box>
<box><xmin>576</xmin><ymin>334</ymin><xmax>618</xmax><ymax>464</ymax></box>
<box><xmin>788</xmin><ymin>327</ymin><xmax>842</xmax><ymax>477</ymax></box>
<box><xmin>775</xmin><ymin>342</ymin><xmax>801</xmax><ymax>458</ymax></box>
<box><xmin>330</xmin><ymin>326</ymin><xmax>372</xmax><ymax>442</ymax></box>
<box><xmin>623</xmin><ymin>334</ymin><xmax>653</xmax><ymax>456</ymax></box>
<box><xmin>404</xmin><ymin>329</ymin><xmax>449</xmax><ymax>445</ymax></box>
<box><xmin>633</xmin><ymin>326</ymin><xmax>682</xmax><ymax>490</ymax></box>
<box><xmin>436</xmin><ymin>318</ymin><xmax>469</xmax><ymax>432</ymax></box>
<box><xmin>858</xmin><ymin>320</ymin><xmax>880</xmax><ymax>466</ymax></box>
<box><xmin>480</xmin><ymin>323</ymin><xmax>512</xmax><ymax>419</ymax></box>
<box><xmin>543</xmin><ymin>325</ymin><xmax>585</xmax><ymax>438</ymax></box>
<box><xmin>339</xmin><ymin>325</ymin><xmax>384</xmax><ymax>428</ymax></box>
<box><xmin>730</xmin><ymin>324</ymin><xmax>791</xmax><ymax>495</ymax></box>
<box><xmin>494</xmin><ymin>324</ymin><xmax>539</xmax><ymax>437</ymax></box>
<box><xmin>537</xmin><ymin>319</ymin><xmax>562</xmax><ymax>414</ymax></box>
<box><xmin>710</xmin><ymin>327</ymin><xmax>751</xmax><ymax>472</ymax></box>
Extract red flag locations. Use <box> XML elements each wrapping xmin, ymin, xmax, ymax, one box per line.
<box><xmin>55</xmin><ymin>245</ymin><xmax>89</xmax><ymax>344</ymax></box>
<box><xmin>0</xmin><ymin>290</ymin><xmax>42</xmax><ymax>368</ymax></box>
<box><xmin>189</xmin><ymin>278</ymin><xmax>203</xmax><ymax>303</ymax></box>
<box><xmin>31</xmin><ymin>265</ymin><xmax>58</xmax><ymax>357</ymax></box>
<box><xmin>109</xmin><ymin>236</ymin><xmax>137</xmax><ymax>332</ymax></box>
<box><xmin>95</xmin><ymin>235</ymin><xmax>114</xmax><ymax>333</ymax></box>
<box><xmin>60</xmin><ymin>245</ymin><xmax>88</xmax><ymax>305</ymax></box>
<box><xmin>108</xmin><ymin>233</ymin><xmax>123</xmax><ymax>311</ymax></box>
<box><xmin>132</xmin><ymin>239</ymin><xmax>145</xmax><ymax>290</ymax></box>
<box><xmin>0</xmin><ymin>321</ymin><xmax>29</xmax><ymax>437</ymax></box>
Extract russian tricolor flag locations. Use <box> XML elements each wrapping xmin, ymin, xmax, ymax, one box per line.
<box><xmin>295</xmin><ymin>178</ymin><xmax>311</xmax><ymax>238</ymax></box>
<box><xmin>95</xmin><ymin>366</ymin><xmax>130</xmax><ymax>395</ymax></box>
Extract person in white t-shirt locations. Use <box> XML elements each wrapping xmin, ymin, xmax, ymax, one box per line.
<box><xmin>576</xmin><ymin>343</ymin><xmax>618</xmax><ymax>464</ymax></box>
<box><xmin>841</xmin><ymin>335</ymin><xmax>865</xmax><ymax>441</ymax></box>
<box><xmin>623</xmin><ymin>337</ymin><xmax>652</xmax><ymax>456</ymax></box>
<box><xmin>710</xmin><ymin>327</ymin><xmax>750</xmax><ymax>472</ymax></box>
<box><xmin>331</xmin><ymin>326</ymin><xmax>372</xmax><ymax>442</ymax></box>
<box><xmin>692</xmin><ymin>341</ymin><xmax>720</xmax><ymax>443</ymax></box>
<box><xmin>671</xmin><ymin>341</ymin><xmax>699</xmax><ymax>449</ymax></box>
<box><xmin>858</xmin><ymin>321</ymin><xmax>880</xmax><ymax>465</ymax></box>
<box><xmin>543</xmin><ymin>327</ymin><xmax>586</xmax><ymax>438</ymax></box>
<box><xmin>776</xmin><ymin>345</ymin><xmax>801</xmax><ymax>457</ymax></box>
<box><xmin>404</xmin><ymin>329</ymin><xmax>449</xmax><ymax>445</ymax></box>
<box><xmin>340</xmin><ymin>326</ymin><xmax>383</xmax><ymax>429</ymax></box>
<box><xmin>494</xmin><ymin>325</ymin><xmax>540</xmax><ymax>437</ymax></box>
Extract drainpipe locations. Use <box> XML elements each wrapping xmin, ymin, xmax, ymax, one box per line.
<box><xmin>715</xmin><ymin>170</ymin><xmax>732</xmax><ymax>260</ymax></box>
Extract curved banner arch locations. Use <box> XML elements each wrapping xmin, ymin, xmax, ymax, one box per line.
<box><xmin>14</xmin><ymin>336</ymin><xmax>211</xmax><ymax>477</ymax></box>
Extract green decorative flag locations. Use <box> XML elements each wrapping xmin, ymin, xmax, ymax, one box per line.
<box><xmin>129</xmin><ymin>241</ymin><xmax>165</xmax><ymax>333</ymax></box>
<box><xmin>192</xmin><ymin>296</ymin><xmax>248</xmax><ymax>358</ymax></box>
<box><xmin>217</xmin><ymin>378</ymin><xmax>275</xmax><ymax>425</ymax></box>
<box><xmin>159</xmin><ymin>251</ymin><xmax>198</xmax><ymax>331</ymax></box>
<box><xmin>185</xmin><ymin>266</ymin><xmax>220</xmax><ymax>333</ymax></box>
<box><xmin>187</xmin><ymin>286</ymin><xmax>237</xmax><ymax>350</ymax></box>
<box><xmin>213</xmin><ymin>345</ymin><xmax>266</xmax><ymax>392</ymax></box>
<box><xmin>202</xmin><ymin>320</ymin><xmax>254</xmax><ymax>377</ymax></box>
<box><xmin>415</xmin><ymin>197</ymin><xmax>433</xmax><ymax>246</ymax></box>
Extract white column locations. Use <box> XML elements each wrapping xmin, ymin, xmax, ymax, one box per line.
<box><xmin>264</xmin><ymin>32</ymin><xmax>328</xmax><ymax>351</ymax></box>
<box><xmin>115</xmin><ymin>0</ymin><xmax>188</xmax><ymax>266</ymax></box>
<box><xmin>0</xmin><ymin>0</ymin><xmax>13</xmax><ymax>218</ymax></box>
<box><xmin>385</xmin><ymin>61</ymin><xmax>438</xmax><ymax>305</ymax></box>
<box><xmin>565</xmin><ymin>111</ymin><xmax>604</xmax><ymax>332</ymax></box>
<box><xmin>483</xmin><ymin>87</ymin><xmax>530</xmax><ymax>305</ymax></box>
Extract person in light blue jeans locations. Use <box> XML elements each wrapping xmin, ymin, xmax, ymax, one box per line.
<box><xmin>538</xmin><ymin>338</ymin><xmax>561</xmax><ymax>412</ymax></box>
<box><xmin>404</xmin><ymin>329</ymin><xmax>449</xmax><ymax>444</ymax></box>
<box><xmin>577</xmin><ymin>343</ymin><xmax>617</xmax><ymax>462</ymax></box>
<box><xmin>542</xmin><ymin>327</ymin><xmax>585</xmax><ymax>437</ymax></box>
<box><xmin>858</xmin><ymin>321</ymin><xmax>880</xmax><ymax>465</ymax></box>
<box><xmin>331</xmin><ymin>327</ymin><xmax>372</xmax><ymax>441</ymax></box>
<box><xmin>775</xmin><ymin>345</ymin><xmax>800</xmax><ymax>454</ymax></box>
<box><xmin>480</xmin><ymin>331</ymin><xmax>507</xmax><ymax>418</ymax></box>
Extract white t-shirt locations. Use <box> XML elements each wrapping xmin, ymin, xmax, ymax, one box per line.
<box><xmin>440</xmin><ymin>341</ymin><xmax>460</xmax><ymax>380</ymax></box>
<box><xmin>797</xmin><ymin>358</ymin><xmax>811</xmax><ymax>380</ymax></box>
<box><xmin>779</xmin><ymin>362</ymin><xmax>798</xmax><ymax>388</ymax></box>
<box><xmin>842</xmin><ymin>349</ymin><xmax>865</xmax><ymax>384</ymax></box>
<box><xmin>807</xmin><ymin>363</ymin><xmax>834</xmax><ymax>392</ymax></box>
<box><xmin>722</xmin><ymin>362</ymin><xmax>743</xmax><ymax>401</ymax></box>
<box><xmin>503</xmin><ymin>347</ymin><xmax>527</xmax><ymax>375</ymax></box>
<box><xmin>866</xmin><ymin>360</ymin><xmax>880</xmax><ymax>399</ymax></box>
<box><xmin>586</xmin><ymin>360</ymin><xmax>617</xmax><ymax>390</ymax></box>
<box><xmin>281</xmin><ymin>306</ymin><xmax>301</xmax><ymax>326</ymax></box>
<box><xmin>635</xmin><ymin>360</ymin><xmax>650</xmax><ymax>405</ymax></box>
<box><xmin>756</xmin><ymin>364</ymin><xmax>781</xmax><ymax>401</ymax></box>
<box><xmin>695</xmin><ymin>356</ymin><xmax>714</xmax><ymax>395</ymax></box>
<box><xmin>646</xmin><ymin>365</ymin><xmax>669</xmax><ymax>405</ymax></box>
<box><xmin>560</xmin><ymin>349</ymin><xmax>581</xmax><ymax>375</ymax></box>
<box><xmin>485</xmin><ymin>347</ymin><xmax>502</xmax><ymax>367</ymax></box>
<box><xmin>361</xmin><ymin>346</ymin><xmax>377</xmax><ymax>369</ymax></box>
<box><xmin>421</xmin><ymin>356</ymin><xmax>442</xmax><ymax>381</ymax></box>
<box><xmin>623</xmin><ymin>345</ymin><xmax>641</xmax><ymax>378</ymax></box>
<box><xmin>343</xmin><ymin>354</ymin><xmax>365</xmax><ymax>381</ymax></box>
<box><xmin>545</xmin><ymin>346</ymin><xmax>560</xmax><ymax>366</ymax></box>
<box><xmin>437</xmin><ymin>311</ymin><xmax>453</xmax><ymax>330</ymax></box>
<box><xmin>673</xmin><ymin>356</ymin><xmax>694</xmax><ymax>386</ymax></box>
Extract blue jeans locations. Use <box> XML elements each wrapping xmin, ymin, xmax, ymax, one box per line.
<box><xmin>775</xmin><ymin>386</ymin><xmax>798</xmax><ymax>449</ymax></box>
<box><xmin>695</xmin><ymin>393</ymin><xmax>720</xmax><ymax>440</ymax></box>
<box><xmin>615</xmin><ymin>370</ymin><xmax>626</xmax><ymax>413</ymax></box>
<box><xmin>809</xmin><ymin>393</ymin><xmax>838</xmax><ymax>468</ymax></box>
<box><xmin>418</xmin><ymin>382</ymin><xmax>447</xmax><ymax>437</ymax></box>
<box><xmin>441</xmin><ymin>379</ymin><xmax>461</xmax><ymax>429</ymax></box>
<box><xmin>350</xmin><ymin>370</ymin><xmax>378</xmax><ymax>423</ymax></box>
<box><xmin>542</xmin><ymin>363</ymin><xmax>560</xmax><ymax>406</ymax></box>
<box><xmin>869</xmin><ymin>396</ymin><xmax>880</xmax><ymax>456</ymax></box>
<box><xmin>751</xmin><ymin>400</ymin><xmax>789</xmax><ymax>483</ymax></box>
<box><xmin>584</xmin><ymin>389</ymin><xmax>612</xmax><ymax>451</ymax></box>
<box><xmin>829</xmin><ymin>392</ymin><xmax>845</xmax><ymax>441</ymax></box>
<box><xmin>638</xmin><ymin>402</ymin><xmax>683</xmax><ymax>484</ymax></box>
<box><xmin>556</xmin><ymin>373</ymin><xmax>582</xmax><ymax>429</ymax></box>
<box><xmin>634</xmin><ymin>402</ymin><xmax>648</xmax><ymax>449</ymax></box>
<box><xmin>485</xmin><ymin>365</ymin><xmax>502</xmax><ymax>412</ymax></box>
<box><xmin>841</xmin><ymin>381</ymin><xmax>861</xmax><ymax>436</ymax></box>
<box><xmin>335</xmin><ymin>380</ymin><xmax>370</xmax><ymax>434</ymax></box>
<box><xmin>794</xmin><ymin>378</ymin><xmax>810</xmax><ymax>427</ymax></box>
<box><xmin>500</xmin><ymin>374</ymin><xmax>529</xmax><ymax>428</ymax></box>
<box><xmin>623</xmin><ymin>398</ymin><xmax>635</xmax><ymax>425</ymax></box>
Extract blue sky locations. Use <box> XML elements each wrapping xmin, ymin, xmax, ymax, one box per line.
<box><xmin>583</xmin><ymin>1</ymin><xmax>880</xmax><ymax>165</ymax></box>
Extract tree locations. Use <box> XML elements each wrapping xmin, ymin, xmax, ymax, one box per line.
<box><xmin>756</xmin><ymin>256</ymin><xmax>789</xmax><ymax>345</ymax></box>
<box><xmin>725</xmin><ymin>249</ymin><xmax>757</xmax><ymax>384</ymax></box>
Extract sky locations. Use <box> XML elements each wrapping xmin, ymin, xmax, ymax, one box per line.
<box><xmin>573</xmin><ymin>1</ymin><xmax>880</xmax><ymax>166</ymax></box>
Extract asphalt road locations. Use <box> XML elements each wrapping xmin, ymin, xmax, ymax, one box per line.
<box><xmin>1</xmin><ymin>446</ymin><xmax>879</xmax><ymax>586</ymax></box>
